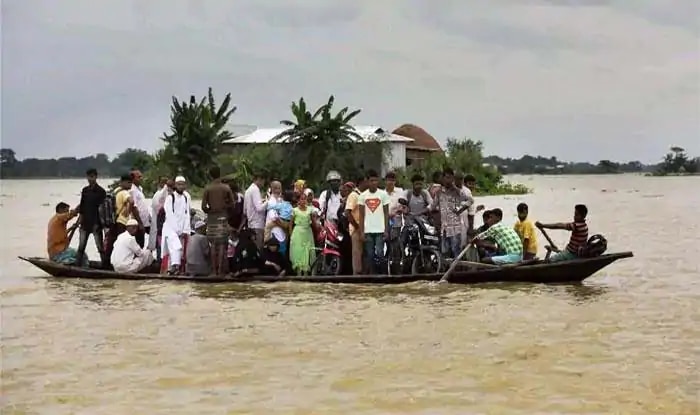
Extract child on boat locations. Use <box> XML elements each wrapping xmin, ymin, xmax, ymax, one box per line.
<box><xmin>264</xmin><ymin>190</ymin><xmax>293</xmax><ymax>255</ymax></box>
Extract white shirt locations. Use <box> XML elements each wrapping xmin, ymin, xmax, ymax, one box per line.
<box><xmin>385</xmin><ymin>186</ymin><xmax>405</xmax><ymax>216</ymax></box>
<box><xmin>319</xmin><ymin>189</ymin><xmax>342</xmax><ymax>222</ymax></box>
<box><xmin>265</xmin><ymin>194</ymin><xmax>281</xmax><ymax>225</ymax></box>
<box><xmin>111</xmin><ymin>231</ymin><xmax>150</xmax><ymax>269</ymax></box>
<box><xmin>130</xmin><ymin>185</ymin><xmax>151</xmax><ymax>227</ymax></box>
<box><xmin>151</xmin><ymin>186</ymin><xmax>168</xmax><ymax>213</ymax></box>
<box><xmin>244</xmin><ymin>183</ymin><xmax>267</xmax><ymax>229</ymax></box>
<box><xmin>460</xmin><ymin>186</ymin><xmax>476</xmax><ymax>215</ymax></box>
<box><xmin>163</xmin><ymin>191</ymin><xmax>192</xmax><ymax>235</ymax></box>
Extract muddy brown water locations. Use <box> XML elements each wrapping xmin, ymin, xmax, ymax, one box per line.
<box><xmin>1</xmin><ymin>175</ymin><xmax>698</xmax><ymax>414</ymax></box>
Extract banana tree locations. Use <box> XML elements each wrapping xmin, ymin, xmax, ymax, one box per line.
<box><xmin>161</xmin><ymin>87</ymin><xmax>236</xmax><ymax>187</ymax></box>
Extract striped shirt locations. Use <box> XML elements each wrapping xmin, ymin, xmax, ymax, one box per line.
<box><xmin>565</xmin><ymin>221</ymin><xmax>588</xmax><ymax>254</ymax></box>
<box><xmin>476</xmin><ymin>222</ymin><xmax>523</xmax><ymax>256</ymax></box>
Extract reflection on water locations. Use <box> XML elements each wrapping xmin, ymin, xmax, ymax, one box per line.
<box><xmin>2</xmin><ymin>175</ymin><xmax>699</xmax><ymax>414</ymax></box>
<box><xmin>43</xmin><ymin>277</ymin><xmax>609</xmax><ymax>309</ymax></box>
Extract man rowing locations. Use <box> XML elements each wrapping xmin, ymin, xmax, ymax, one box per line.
<box><xmin>47</xmin><ymin>202</ymin><xmax>83</xmax><ymax>265</ymax></box>
<box><xmin>470</xmin><ymin>208</ymin><xmax>523</xmax><ymax>265</ymax></box>
<box><xmin>536</xmin><ymin>204</ymin><xmax>589</xmax><ymax>262</ymax></box>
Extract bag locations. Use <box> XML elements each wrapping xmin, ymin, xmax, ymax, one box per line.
<box><xmin>170</xmin><ymin>192</ymin><xmax>189</xmax><ymax>213</ymax></box>
<box><xmin>98</xmin><ymin>189</ymin><xmax>125</xmax><ymax>228</ymax></box>
<box><xmin>407</xmin><ymin>190</ymin><xmax>429</xmax><ymax>207</ymax></box>
<box><xmin>579</xmin><ymin>234</ymin><xmax>607</xmax><ymax>258</ymax></box>
<box><xmin>321</xmin><ymin>189</ymin><xmax>334</xmax><ymax>219</ymax></box>
<box><xmin>336</xmin><ymin>202</ymin><xmax>349</xmax><ymax>234</ymax></box>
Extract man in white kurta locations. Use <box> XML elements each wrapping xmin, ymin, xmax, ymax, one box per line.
<box><xmin>148</xmin><ymin>177</ymin><xmax>169</xmax><ymax>252</ymax></box>
<box><xmin>161</xmin><ymin>176</ymin><xmax>192</xmax><ymax>274</ymax></box>
<box><xmin>111</xmin><ymin>219</ymin><xmax>154</xmax><ymax>273</ymax></box>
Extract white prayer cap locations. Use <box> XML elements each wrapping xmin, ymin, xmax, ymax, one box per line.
<box><xmin>175</xmin><ymin>176</ymin><xmax>187</xmax><ymax>183</ymax></box>
<box><xmin>126</xmin><ymin>218</ymin><xmax>139</xmax><ymax>227</ymax></box>
<box><xmin>194</xmin><ymin>220</ymin><xmax>206</xmax><ymax>230</ymax></box>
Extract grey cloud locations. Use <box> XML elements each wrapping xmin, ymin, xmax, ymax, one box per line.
<box><xmin>1</xmin><ymin>0</ymin><xmax>698</xmax><ymax>163</ymax></box>
<box><xmin>401</xmin><ymin>2</ymin><xmax>605</xmax><ymax>53</ymax></box>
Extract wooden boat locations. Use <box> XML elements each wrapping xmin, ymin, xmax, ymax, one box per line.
<box><xmin>18</xmin><ymin>251</ymin><xmax>633</xmax><ymax>284</ymax></box>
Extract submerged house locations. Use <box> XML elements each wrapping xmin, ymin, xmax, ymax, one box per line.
<box><xmin>392</xmin><ymin>124</ymin><xmax>444</xmax><ymax>167</ymax></box>
<box><xmin>221</xmin><ymin>124</ymin><xmax>444</xmax><ymax>175</ymax></box>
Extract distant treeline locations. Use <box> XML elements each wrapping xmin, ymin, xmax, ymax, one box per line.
<box><xmin>2</xmin><ymin>145</ymin><xmax>697</xmax><ymax>179</ymax></box>
<box><xmin>0</xmin><ymin>148</ymin><xmax>153</xmax><ymax>179</ymax></box>
<box><xmin>484</xmin><ymin>147</ymin><xmax>698</xmax><ymax>176</ymax></box>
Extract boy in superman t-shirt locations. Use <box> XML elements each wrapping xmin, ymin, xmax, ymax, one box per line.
<box><xmin>358</xmin><ymin>169</ymin><xmax>390</xmax><ymax>273</ymax></box>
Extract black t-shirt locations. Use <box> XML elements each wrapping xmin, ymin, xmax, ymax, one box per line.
<box><xmin>79</xmin><ymin>184</ymin><xmax>106</xmax><ymax>229</ymax></box>
<box><xmin>227</xmin><ymin>194</ymin><xmax>244</xmax><ymax>229</ymax></box>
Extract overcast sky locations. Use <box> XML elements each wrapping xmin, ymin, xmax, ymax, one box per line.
<box><xmin>2</xmin><ymin>0</ymin><xmax>698</xmax><ymax>163</ymax></box>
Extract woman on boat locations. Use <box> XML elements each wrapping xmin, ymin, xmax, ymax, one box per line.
<box><xmin>260</xmin><ymin>237</ymin><xmax>289</xmax><ymax>276</ymax></box>
<box><xmin>289</xmin><ymin>192</ymin><xmax>316</xmax><ymax>275</ymax></box>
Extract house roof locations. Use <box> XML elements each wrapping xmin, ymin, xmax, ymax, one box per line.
<box><xmin>222</xmin><ymin>125</ymin><xmax>414</xmax><ymax>144</ymax></box>
<box><xmin>392</xmin><ymin>124</ymin><xmax>443</xmax><ymax>151</ymax></box>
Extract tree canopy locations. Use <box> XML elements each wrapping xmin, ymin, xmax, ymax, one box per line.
<box><xmin>656</xmin><ymin>146</ymin><xmax>698</xmax><ymax>175</ymax></box>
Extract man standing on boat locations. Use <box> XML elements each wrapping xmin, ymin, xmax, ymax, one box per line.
<box><xmin>243</xmin><ymin>173</ymin><xmax>268</xmax><ymax>250</ymax></box>
<box><xmin>201</xmin><ymin>166</ymin><xmax>234</xmax><ymax>276</ymax></box>
<box><xmin>129</xmin><ymin>169</ymin><xmax>150</xmax><ymax>248</ymax></box>
<box><xmin>75</xmin><ymin>168</ymin><xmax>107</xmax><ymax>268</ymax></box>
<box><xmin>149</xmin><ymin>176</ymin><xmax>170</xmax><ymax>260</ymax></box>
<box><xmin>111</xmin><ymin>218</ymin><xmax>154</xmax><ymax>273</ymax></box>
<box><xmin>161</xmin><ymin>176</ymin><xmax>192</xmax><ymax>275</ymax></box>
<box><xmin>431</xmin><ymin>168</ymin><xmax>472</xmax><ymax>259</ymax></box>
<box><xmin>319</xmin><ymin>170</ymin><xmax>343</xmax><ymax>224</ymax></box>
<box><xmin>459</xmin><ymin>174</ymin><xmax>484</xmax><ymax>244</ymax></box>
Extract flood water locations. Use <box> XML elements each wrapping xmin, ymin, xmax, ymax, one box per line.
<box><xmin>1</xmin><ymin>175</ymin><xmax>698</xmax><ymax>414</ymax></box>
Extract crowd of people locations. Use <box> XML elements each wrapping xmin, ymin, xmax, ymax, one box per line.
<box><xmin>45</xmin><ymin>165</ymin><xmax>593</xmax><ymax>277</ymax></box>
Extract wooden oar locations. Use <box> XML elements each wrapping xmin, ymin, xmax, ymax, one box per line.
<box><xmin>538</xmin><ymin>227</ymin><xmax>558</xmax><ymax>251</ymax></box>
<box><xmin>439</xmin><ymin>244</ymin><xmax>473</xmax><ymax>283</ymax></box>
<box><xmin>537</xmin><ymin>227</ymin><xmax>558</xmax><ymax>261</ymax></box>
<box><xmin>456</xmin><ymin>260</ymin><xmax>498</xmax><ymax>269</ymax></box>
<box><xmin>67</xmin><ymin>224</ymin><xmax>79</xmax><ymax>245</ymax></box>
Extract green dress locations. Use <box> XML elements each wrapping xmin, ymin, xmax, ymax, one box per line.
<box><xmin>290</xmin><ymin>207</ymin><xmax>316</xmax><ymax>274</ymax></box>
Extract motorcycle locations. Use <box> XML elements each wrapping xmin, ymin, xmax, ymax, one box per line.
<box><xmin>310</xmin><ymin>219</ymin><xmax>343</xmax><ymax>275</ymax></box>
<box><xmin>386</xmin><ymin>199</ymin><xmax>444</xmax><ymax>275</ymax></box>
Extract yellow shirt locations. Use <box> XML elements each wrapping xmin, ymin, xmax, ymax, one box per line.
<box><xmin>115</xmin><ymin>189</ymin><xmax>132</xmax><ymax>225</ymax></box>
<box><xmin>514</xmin><ymin>219</ymin><xmax>538</xmax><ymax>254</ymax></box>
<box><xmin>345</xmin><ymin>191</ymin><xmax>361</xmax><ymax>235</ymax></box>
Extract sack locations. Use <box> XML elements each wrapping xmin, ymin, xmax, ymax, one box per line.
<box><xmin>98</xmin><ymin>189</ymin><xmax>125</xmax><ymax>228</ymax></box>
<box><xmin>579</xmin><ymin>234</ymin><xmax>607</xmax><ymax>258</ymax></box>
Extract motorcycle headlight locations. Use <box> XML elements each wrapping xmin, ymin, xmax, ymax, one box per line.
<box><xmin>424</xmin><ymin>224</ymin><xmax>436</xmax><ymax>235</ymax></box>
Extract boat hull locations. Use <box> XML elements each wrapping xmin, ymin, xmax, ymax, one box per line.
<box><xmin>18</xmin><ymin>252</ymin><xmax>633</xmax><ymax>284</ymax></box>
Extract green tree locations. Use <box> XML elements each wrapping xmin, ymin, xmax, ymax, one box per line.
<box><xmin>659</xmin><ymin>146</ymin><xmax>689</xmax><ymax>174</ymax></box>
<box><xmin>273</xmin><ymin>95</ymin><xmax>383</xmax><ymax>186</ymax></box>
<box><xmin>394</xmin><ymin>137</ymin><xmax>528</xmax><ymax>195</ymax></box>
<box><xmin>111</xmin><ymin>148</ymin><xmax>154</xmax><ymax>174</ymax></box>
<box><xmin>160</xmin><ymin>87</ymin><xmax>236</xmax><ymax>187</ymax></box>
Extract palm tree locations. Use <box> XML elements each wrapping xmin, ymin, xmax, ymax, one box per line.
<box><xmin>274</xmin><ymin>95</ymin><xmax>363</xmax><ymax>184</ymax></box>
<box><xmin>161</xmin><ymin>87</ymin><xmax>236</xmax><ymax>187</ymax></box>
